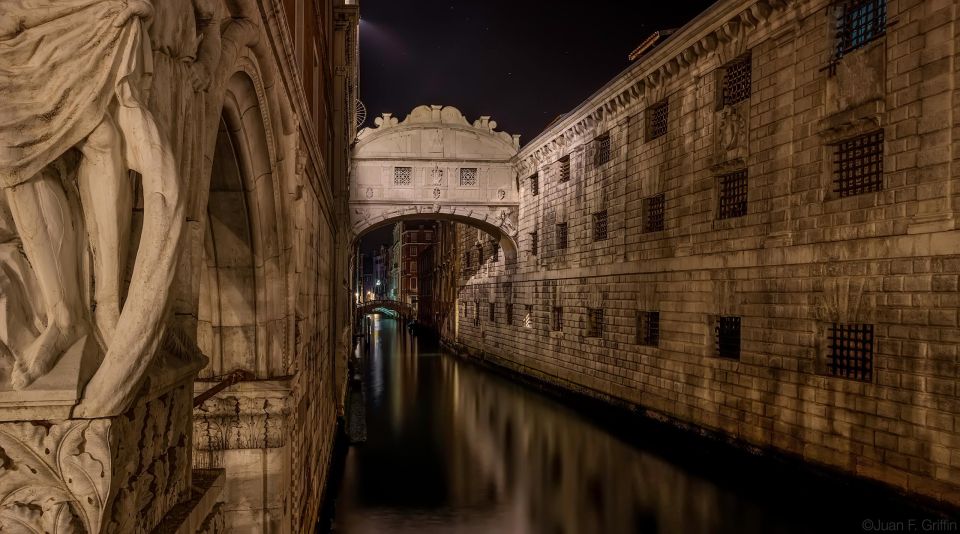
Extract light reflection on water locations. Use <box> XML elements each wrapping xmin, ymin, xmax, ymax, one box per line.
<box><xmin>331</xmin><ymin>318</ymin><xmax>837</xmax><ymax>533</ymax></box>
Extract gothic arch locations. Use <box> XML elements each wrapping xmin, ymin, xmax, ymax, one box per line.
<box><xmin>197</xmin><ymin>72</ymin><xmax>289</xmax><ymax>378</ymax></box>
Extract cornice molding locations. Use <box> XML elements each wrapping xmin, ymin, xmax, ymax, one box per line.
<box><xmin>515</xmin><ymin>0</ymin><xmax>795</xmax><ymax>175</ymax></box>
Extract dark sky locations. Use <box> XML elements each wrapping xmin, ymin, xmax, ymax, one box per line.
<box><xmin>356</xmin><ymin>0</ymin><xmax>715</xmax><ymax>254</ymax></box>
<box><xmin>358</xmin><ymin>0</ymin><xmax>716</xmax><ymax>145</ymax></box>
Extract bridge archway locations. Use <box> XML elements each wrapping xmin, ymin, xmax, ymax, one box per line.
<box><xmin>350</xmin><ymin>105</ymin><xmax>520</xmax><ymax>259</ymax></box>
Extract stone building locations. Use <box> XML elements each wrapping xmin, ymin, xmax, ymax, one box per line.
<box><xmin>443</xmin><ymin>0</ymin><xmax>960</xmax><ymax>510</ymax></box>
<box><xmin>0</xmin><ymin>0</ymin><xmax>358</xmax><ymax>532</ymax></box>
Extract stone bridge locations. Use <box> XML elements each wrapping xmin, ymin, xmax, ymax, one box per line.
<box><xmin>350</xmin><ymin>105</ymin><xmax>521</xmax><ymax>258</ymax></box>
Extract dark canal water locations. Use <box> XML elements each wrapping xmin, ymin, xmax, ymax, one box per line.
<box><xmin>329</xmin><ymin>316</ymin><xmax>933</xmax><ymax>534</ymax></box>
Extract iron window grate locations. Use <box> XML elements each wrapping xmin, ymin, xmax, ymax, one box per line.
<box><xmin>489</xmin><ymin>303</ymin><xmax>496</xmax><ymax>323</ymax></box>
<box><xmin>506</xmin><ymin>304</ymin><xmax>513</xmax><ymax>326</ymax></box>
<box><xmin>647</xmin><ymin>100</ymin><xmax>669</xmax><ymax>140</ymax></box>
<box><xmin>524</xmin><ymin>305</ymin><xmax>533</xmax><ymax>329</ymax></box>
<box><xmin>556</xmin><ymin>223</ymin><xmax>569</xmax><ymax>250</ymax></box>
<box><xmin>492</xmin><ymin>243</ymin><xmax>499</xmax><ymax>261</ymax></box>
<box><xmin>474</xmin><ymin>302</ymin><xmax>480</xmax><ymax>326</ymax></box>
<box><xmin>834</xmin><ymin>131</ymin><xmax>883</xmax><ymax>197</ymax></box>
<box><xmin>559</xmin><ymin>156</ymin><xmax>571</xmax><ymax>182</ymax></box>
<box><xmin>460</xmin><ymin>167</ymin><xmax>478</xmax><ymax>186</ymax></box>
<box><xmin>643</xmin><ymin>194</ymin><xmax>665</xmax><ymax>232</ymax></box>
<box><xmin>722</xmin><ymin>54</ymin><xmax>752</xmax><ymax>107</ymax></box>
<box><xmin>718</xmin><ymin>170</ymin><xmax>748</xmax><ymax>219</ymax></box>
<box><xmin>595</xmin><ymin>134</ymin><xmax>611</xmax><ymax>166</ymax></box>
<box><xmin>637</xmin><ymin>311</ymin><xmax>660</xmax><ymax>346</ymax></box>
<box><xmin>716</xmin><ymin>316</ymin><xmax>741</xmax><ymax>359</ymax></box>
<box><xmin>587</xmin><ymin>308</ymin><xmax>604</xmax><ymax>338</ymax></box>
<box><xmin>394</xmin><ymin>166</ymin><xmax>412</xmax><ymax>186</ymax></box>
<box><xmin>552</xmin><ymin>307</ymin><xmax>563</xmax><ymax>332</ymax></box>
<box><xmin>530</xmin><ymin>231</ymin><xmax>538</xmax><ymax>255</ymax></box>
<box><xmin>530</xmin><ymin>173</ymin><xmax>540</xmax><ymax>196</ymax></box>
<box><xmin>828</xmin><ymin>323</ymin><xmax>873</xmax><ymax>381</ymax></box>
<box><xmin>836</xmin><ymin>0</ymin><xmax>886</xmax><ymax>58</ymax></box>
<box><xmin>593</xmin><ymin>210</ymin><xmax>608</xmax><ymax>241</ymax></box>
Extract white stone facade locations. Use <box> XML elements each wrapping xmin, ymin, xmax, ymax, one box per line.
<box><xmin>350</xmin><ymin>105</ymin><xmax>521</xmax><ymax>256</ymax></box>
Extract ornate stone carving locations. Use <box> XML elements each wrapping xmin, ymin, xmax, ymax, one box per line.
<box><xmin>0</xmin><ymin>419</ymin><xmax>111</xmax><ymax>533</ymax></box>
<box><xmin>365</xmin><ymin>187</ymin><xmax>374</xmax><ymax>199</ymax></box>
<box><xmin>433</xmin><ymin>188</ymin><xmax>441</xmax><ymax>199</ymax></box>
<box><xmin>717</xmin><ymin>105</ymin><xmax>746</xmax><ymax>155</ymax></box>
<box><xmin>430</xmin><ymin>165</ymin><xmax>445</xmax><ymax>185</ymax></box>
<box><xmin>0</xmin><ymin>380</ymin><xmax>192</xmax><ymax>533</ymax></box>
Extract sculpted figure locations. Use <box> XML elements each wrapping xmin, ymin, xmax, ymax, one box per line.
<box><xmin>0</xmin><ymin>0</ymin><xmax>218</xmax><ymax>416</ymax></box>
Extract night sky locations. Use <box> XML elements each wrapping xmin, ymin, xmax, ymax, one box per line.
<box><xmin>357</xmin><ymin>0</ymin><xmax>716</xmax><ymax>253</ymax></box>
<box><xmin>358</xmin><ymin>0</ymin><xmax>715</xmax><ymax>145</ymax></box>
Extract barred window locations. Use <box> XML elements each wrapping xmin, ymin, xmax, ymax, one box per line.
<box><xmin>836</xmin><ymin>0</ymin><xmax>886</xmax><ymax>58</ymax></box>
<box><xmin>595</xmin><ymin>134</ymin><xmax>611</xmax><ymax>166</ymax></box>
<box><xmin>592</xmin><ymin>210</ymin><xmax>608</xmax><ymax>241</ymax></box>
<box><xmin>506</xmin><ymin>304</ymin><xmax>514</xmax><ymax>326</ymax></box>
<box><xmin>459</xmin><ymin>167</ymin><xmax>478</xmax><ymax>186</ymax></box>
<box><xmin>551</xmin><ymin>307</ymin><xmax>563</xmax><ymax>332</ymax></box>
<box><xmin>529</xmin><ymin>173</ymin><xmax>540</xmax><ymax>196</ymax></box>
<box><xmin>587</xmin><ymin>308</ymin><xmax>604</xmax><ymax>338</ymax></box>
<box><xmin>828</xmin><ymin>323</ymin><xmax>873</xmax><ymax>381</ymax></box>
<box><xmin>718</xmin><ymin>170</ymin><xmax>748</xmax><ymax>219</ymax></box>
<box><xmin>637</xmin><ymin>311</ymin><xmax>660</xmax><ymax>346</ymax></box>
<box><xmin>647</xmin><ymin>100</ymin><xmax>669</xmax><ymax>141</ymax></box>
<box><xmin>530</xmin><ymin>231</ymin><xmax>538</xmax><ymax>255</ymax></box>
<box><xmin>524</xmin><ymin>305</ymin><xmax>533</xmax><ymax>329</ymax></box>
<box><xmin>716</xmin><ymin>316</ymin><xmax>741</xmax><ymax>359</ymax></box>
<box><xmin>642</xmin><ymin>194</ymin><xmax>665</xmax><ymax>233</ymax></box>
<box><xmin>492</xmin><ymin>242</ymin><xmax>500</xmax><ymax>261</ymax></box>
<box><xmin>555</xmin><ymin>223</ymin><xmax>569</xmax><ymax>250</ymax></box>
<box><xmin>559</xmin><ymin>156</ymin><xmax>571</xmax><ymax>183</ymax></box>
<box><xmin>489</xmin><ymin>303</ymin><xmax>496</xmax><ymax>323</ymax></box>
<box><xmin>721</xmin><ymin>53</ymin><xmax>752</xmax><ymax>107</ymax></box>
<box><xmin>833</xmin><ymin>131</ymin><xmax>883</xmax><ymax>197</ymax></box>
<box><xmin>474</xmin><ymin>302</ymin><xmax>480</xmax><ymax>327</ymax></box>
<box><xmin>393</xmin><ymin>166</ymin><xmax>412</xmax><ymax>186</ymax></box>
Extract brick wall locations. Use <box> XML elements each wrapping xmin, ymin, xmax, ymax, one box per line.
<box><xmin>449</xmin><ymin>0</ymin><xmax>960</xmax><ymax>507</ymax></box>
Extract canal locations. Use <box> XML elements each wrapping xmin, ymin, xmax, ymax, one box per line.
<box><xmin>328</xmin><ymin>316</ymin><xmax>933</xmax><ymax>533</ymax></box>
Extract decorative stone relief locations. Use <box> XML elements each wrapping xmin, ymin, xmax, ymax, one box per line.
<box><xmin>194</xmin><ymin>393</ymin><xmax>289</xmax><ymax>452</ymax></box>
<box><xmin>430</xmin><ymin>165</ymin><xmax>445</xmax><ymax>185</ymax></box>
<box><xmin>365</xmin><ymin>187</ymin><xmax>374</xmax><ymax>199</ymax></box>
<box><xmin>716</xmin><ymin>104</ymin><xmax>747</xmax><ymax>160</ymax></box>
<box><xmin>815</xmin><ymin>277</ymin><xmax>874</xmax><ymax>324</ymax></box>
<box><xmin>0</xmin><ymin>381</ymin><xmax>192</xmax><ymax>533</ymax></box>
<box><xmin>0</xmin><ymin>419</ymin><xmax>111</xmax><ymax>533</ymax></box>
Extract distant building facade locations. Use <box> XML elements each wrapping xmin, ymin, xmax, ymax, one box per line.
<box><xmin>392</xmin><ymin>221</ymin><xmax>438</xmax><ymax>308</ymax></box>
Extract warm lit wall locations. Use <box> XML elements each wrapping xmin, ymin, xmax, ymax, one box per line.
<box><xmin>451</xmin><ymin>0</ymin><xmax>960</xmax><ymax>508</ymax></box>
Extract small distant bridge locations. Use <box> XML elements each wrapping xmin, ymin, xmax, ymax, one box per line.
<box><xmin>355</xmin><ymin>299</ymin><xmax>416</xmax><ymax>321</ymax></box>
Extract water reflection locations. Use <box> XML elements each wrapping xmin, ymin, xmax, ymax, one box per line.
<box><xmin>333</xmin><ymin>318</ymin><xmax>822</xmax><ymax>534</ymax></box>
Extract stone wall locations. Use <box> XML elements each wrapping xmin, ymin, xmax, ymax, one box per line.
<box><xmin>450</xmin><ymin>0</ymin><xmax>960</xmax><ymax>508</ymax></box>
